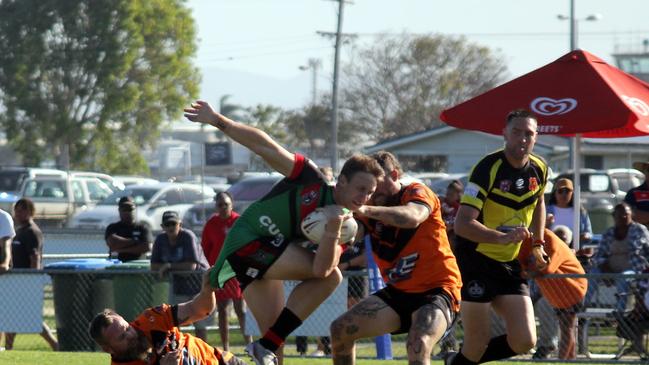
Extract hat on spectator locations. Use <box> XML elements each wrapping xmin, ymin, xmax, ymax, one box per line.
<box><xmin>554</xmin><ymin>178</ymin><xmax>573</xmax><ymax>191</ymax></box>
<box><xmin>632</xmin><ymin>160</ymin><xmax>649</xmax><ymax>172</ymax></box>
<box><xmin>162</xmin><ymin>211</ymin><xmax>180</xmax><ymax>225</ymax></box>
<box><xmin>118</xmin><ymin>196</ymin><xmax>135</xmax><ymax>210</ymax></box>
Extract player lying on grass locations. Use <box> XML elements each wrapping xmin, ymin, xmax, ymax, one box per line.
<box><xmin>89</xmin><ymin>272</ymin><xmax>248</xmax><ymax>365</ymax></box>
<box><xmin>184</xmin><ymin>100</ymin><xmax>384</xmax><ymax>365</ymax></box>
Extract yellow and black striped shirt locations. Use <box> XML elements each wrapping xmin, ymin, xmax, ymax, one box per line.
<box><xmin>459</xmin><ymin>149</ymin><xmax>548</xmax><ymax>262</ymax></box>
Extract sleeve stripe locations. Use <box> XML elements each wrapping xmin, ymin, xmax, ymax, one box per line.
<box><xmin>288</xmin><ymin>153</ymin><xmax>306</xmax><ymax>180</ymax></box>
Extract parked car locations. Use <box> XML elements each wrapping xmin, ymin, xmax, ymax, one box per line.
<box><xmin>0</xmin><ymin>167</ymin><xmax>68</xmax><ymax>213</ymax></box>
<box><xmin>183</xmin><ymin>175</ymin><xmax>283</xmax><ymax>235</ymax></box>
<box><xmin>20</xmin><ymin>176</ymin><xmax>113</xmax><ymax>226</ymax></box>
<box><xmin>606</xmin><ymin>168</ymin><xmax>644</xmax><ymax>193</ymax></box>
<box><xmin>430</xmin><ymin>174</ymin><xmax>469</xmax><ymax>198</ymax></box>
<box><xmin>113</xmin><ymin>175</ymin><xmax>160</xmax><ymax>187</ymax></box>
<box><xmin>555</xmin><ymin>169</ymin><xmax>626</xmax><ymax>234</ymax></box>
<box><xmin>408</xmin><ymin>172</ymin><xmax>450</xmax><ymax>189</ymax></box>
<box><xmin>67</xmin><ymin>182</ymin><xmax>215</xmax><ymax>232</ymax></box>
<box><xmin>70</xmin><ymin>171</ymin><xmax>125</xmax><ymax>193</ymax></box>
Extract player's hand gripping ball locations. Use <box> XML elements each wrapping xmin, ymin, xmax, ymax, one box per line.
<box><xmin>301</xmin><ymin>206</ymin><xmax>357</xmax><ymax>244</ymax></box>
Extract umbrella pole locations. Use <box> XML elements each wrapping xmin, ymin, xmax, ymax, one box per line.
<box><xmin>572</xmin><ymin>135</ymin><xmax>582</xmax><ymax>249</ymax></box>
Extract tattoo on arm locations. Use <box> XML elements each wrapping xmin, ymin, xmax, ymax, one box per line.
<box><xmin>386</xmin><ymin>211</ymin><xmax>409</xmax><ymax>226</ymax></box>
<box><xmin>215</xmin><ymin>118</ymin><xmax>227</xmax><ymax>130</ymax></box>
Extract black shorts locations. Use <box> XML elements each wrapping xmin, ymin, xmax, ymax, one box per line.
<box><xmin>456</xmin><ymin>241</ymin><xmax>528</xmax><ymax>302</ymax></box>
<box><xmin>226</xmin><ymin>236</ymin><xmax>291</xmax><ymax>290</ymax></box>
<box><xmin>373</xmin><ymin>285</ymin><xmax>457</xmax><ymax>335</ymax></box>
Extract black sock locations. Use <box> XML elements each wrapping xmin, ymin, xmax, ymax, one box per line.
<box><xmin>478</xmin><ymin>335</ymin><xmax>517</xmax><ymax>363</ymax></box>
<box><xmin>259</xmin><ymin>308</ymin><xmax>303</xmax><ymax>352</ymax></box>
<box><xmin>451</xmin><ymin>351</ymin><xmax>478</xmax><ymax>365</ymax></box>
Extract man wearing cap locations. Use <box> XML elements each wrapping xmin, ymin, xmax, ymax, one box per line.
<box><xmin>151</xmin><ymin>211</ymin><xmax>210</xmax><ymax>341</ymax></box>
<box><xmin>625</xmin><ymin>161</ymin><xmax>649</xmax><ymax>227</ymax></box>
<box><xmin>105</xmin><ymin>196</ymin><xmax>153</xmax><ymax>262</ymax></box>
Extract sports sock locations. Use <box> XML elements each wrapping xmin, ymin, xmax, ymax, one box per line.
<box><xmin>259</xmin><ymin>308</ymin><xmax>303</xmax><ymax>352</ymax></box>
<box><xmin>450</xmin><ymin>351</ymin><xmax>478</xmax><ymax>365</ymax></box>
<box><xmin>478</xmin><ymin>335</ymin><xmax>517</xmax><ymax>363</ymax></box>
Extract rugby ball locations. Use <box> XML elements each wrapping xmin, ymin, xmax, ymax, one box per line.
<box><xmin>301</xmin><ymin>207</ymin><xmax>358</xmax><ymax>244</ymax></box>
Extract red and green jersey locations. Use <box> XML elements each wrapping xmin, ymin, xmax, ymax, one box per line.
<box><xmin>211</xmin><ymin>154</ymin><xmax>335</xmax><ymax>287</ymax></box>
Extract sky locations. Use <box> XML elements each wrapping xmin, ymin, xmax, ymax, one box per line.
<box><xmin>187</xmin><ymin>0</ymin><xmax>649</xmax><ymax>110</ymax></box>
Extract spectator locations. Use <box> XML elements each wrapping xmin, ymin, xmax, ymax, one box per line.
<box><xmin>151</xmin><ymin>211</ymin><xmax>210</xmax><ymax>341</ymax></box>
<box><xmin>5</xmin><ymin>198</ymin><xmax>58</xmax><ymax>351</ymax></box>
<box><xmin>441</xmin><ymin>179</ymin><xmax>464</xmax><ymax>252</ymax></box>
<box><xmin>319</xmin><ymin>167</ymin><xmax>335</xmax><ymax>184</ymax></box>
<box><xmin>546</xmin><ymin>178</ymin><xmax>593</xmax><ymax>248</ymax></box>
<box><xmin>588</xmin><ymin>203</ymin><xmax>649</xmax><ymax>312</ymax></box>
<box><xmin>201</xmin><ymin>192</ymin><xmax>252</xmax><ymax>351</ymax></box>
<box><xmin>88</xmin><ymin>272</ymin><xmax>248</xmax><ymax>365</ymax></box>
<box><xmin>625</xmin><ymin>160</ymin><xmax>649</xmax><ymax>227</ymax></box>
<box><xmin>523</xmin><ymin>227</ymin><xmax>586</xmax><ymax>360</ymax></box>
<box><xmin>105</xmin><ymin>196</ymin><xmax>152</xmax><ymax>262</ymax></box>
<box><xmin>0</xmin><ymin>207</ymin><xmax>15</xmax><ymax>350</ymax></box>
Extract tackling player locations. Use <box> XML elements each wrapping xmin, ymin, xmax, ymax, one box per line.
<box><xmin>184</xmin><ymin>100</ymin><xmax>384</xmax><ymax>365</ymax></box>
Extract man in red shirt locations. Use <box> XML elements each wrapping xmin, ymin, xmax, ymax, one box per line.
<box><xmin>201</xmin><ymin>192</ymin><xmax>252</xmax><ymax>351</ymax></box>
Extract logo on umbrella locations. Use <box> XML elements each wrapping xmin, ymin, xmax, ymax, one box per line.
<box><xmin>530</xmin><ymin>97</ymin><xmax>577</xmax><ymax>116</ymax></box>
<box><xmin>621</xmin><ymin>95</ymin><xmax>649</xmax><ymax>116</ymax></box>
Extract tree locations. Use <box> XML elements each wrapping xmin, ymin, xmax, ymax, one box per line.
<box><xmin>0</xmin><ymin>0</ymin><xmax>199</xmax><ymax>173</ymax></box>
<box><xmin>342</xmin><ymin>33</ymin><xmax>508</xmax><ymax>141</ymax></box>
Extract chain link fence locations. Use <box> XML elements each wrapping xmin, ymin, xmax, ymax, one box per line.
<box><xmin>2</xmin><ymin>229</ymin><xmax>649</xmax><ymax>362</ymax></box>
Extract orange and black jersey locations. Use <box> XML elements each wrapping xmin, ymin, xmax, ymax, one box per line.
<box><xmin>111</xmin><ymin>304</ymin><xmax>238</xmax><ymax>365</ymax></box>
<box><xmin>458</xmin><ymin>149</ymin><xmax>548</xmax><ymax>262</ymax></box>
<box><xmin>358</xmin><ymin>182</ymin><xmax>461</xmax><ymax>310</ymax></box>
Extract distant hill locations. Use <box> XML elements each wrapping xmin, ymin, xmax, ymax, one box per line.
<box><xmin>198</xmin><ymin>66</ymin><xmax>314</xmax><ymax>110</ymax></box>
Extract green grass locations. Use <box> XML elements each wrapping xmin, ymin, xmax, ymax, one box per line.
<box><xmin>0</xmin><ymin>351</ymin><xmax>619</xmax><ymax>365</ymax></box>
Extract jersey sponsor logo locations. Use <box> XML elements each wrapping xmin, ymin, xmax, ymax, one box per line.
<box><xmin>246</xmin><ymin>267</ymin><xmax>259</xmax><ymax>278</ymax></box>
<box><xmin>259</xmin><ymin>216</ymin><xmax>285</xmax><ymax>247</ymax></box>
<box><xmin>467</xmin><ymin>280</ymin><xmax>486</xmax><ymax>299</ymax></box>
<box><xmin>464</xmin><ymin>182</ymin><xmax>480</xmax><ymax>198</ymax></box>
<box><xmin>385</xmin><ymin>252</ymin><xmax>419</xmax><ymax>284</ymax></box>
<box><xmin>515</xmin><ymin>178</ymin><xmax>525</xmax><ymax>190</ymax></box>
<box><xmin>302</xmin><ymin>190</ymin><xmax>318</xmax><ymax>205</ymax></box>
<box><xmin>499</xmin><ymin>180</ymin><xmax>511</xmax><ymax>192</ymax></box>
<box><xmin>529</xmin><ymin>177</ymin><xmax>538</xmax><ymax>191</ymax></box>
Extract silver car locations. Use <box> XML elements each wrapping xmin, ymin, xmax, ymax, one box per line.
<box><xmin>68</xmin><ymin>182</ymin><xmax>214</xmax><ymax>232</ymax></box>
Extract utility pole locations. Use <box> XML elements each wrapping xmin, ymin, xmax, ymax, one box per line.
<box><xmin>317</xmin><ymin>0</ymin><xmax>353</xmax><ymax>172</ymax></box>
<box><xmin>299</xmin><ymin>58</ymin><xmax>321</xmax><ymax>105</ymax></box>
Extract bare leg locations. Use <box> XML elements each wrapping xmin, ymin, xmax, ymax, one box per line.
<box><xmin>406</xmin><ymin>305</ymin><xmax>449</xmax><ymax>365</ymax></box>
<box><xmin>330</xmin><ymin>296</ymin><xmax>400</xmax><ymax>365</ymax></box>
<box><xmin>557</xmin><ymin>311</ymin><xmax>576</xmax><ymax>360</ymax></box>
<box><xmin>457</xmin><ymin>301</ymin><xmax>492</xmax><ymax>361</ymax></box>
<box><xmin>233</xmin><ymin>298</ymin><xmax>252</xmax><ymax>345</ymax></box>
<box><xmin>491</xmin><ymin>295</ymin><xmax>536</xmax><ymax>354</ymax></box>
<box><xmin>218</xmin><ymin>299</ymin><xmax>231</xmax><ymax>351</ymax></box>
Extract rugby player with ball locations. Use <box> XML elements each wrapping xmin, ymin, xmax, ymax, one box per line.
<box><xmin>184</xmin><ymin>100</ymin><xmax>384</xmax><ymax>365</ymax></box>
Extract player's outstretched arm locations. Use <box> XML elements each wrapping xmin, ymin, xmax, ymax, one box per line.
<box><xmin>177</xmin><ymin>272</ymin><xmax>216</xmax><ymax>326</ymax></box>
<box><xmin>184</xmin><ymin>100</ymin><xmax>295</xmax><ymax>176</ymax></box>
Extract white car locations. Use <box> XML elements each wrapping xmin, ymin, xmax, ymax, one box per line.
<box><xmin>67</xmin><ymin>182</ymin><xmax>215</xmax><ymax>232</ymax></box>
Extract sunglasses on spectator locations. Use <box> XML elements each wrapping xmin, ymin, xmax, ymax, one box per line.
<box><xmin>162</xmin><ymin>222</ymin><xmax>179</xmax><ymax>227</ymax></box>
<box><xmin>557</xmin><ymin>188</ymin><xmax>572</xmax><ymax>194</ymax></box>
<box><xmin>217</xmin><ymin>202</ymin><xmax>230</xmax><ymax>207</ymax></box>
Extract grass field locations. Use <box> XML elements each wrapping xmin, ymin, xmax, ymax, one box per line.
<box><xmin>0</xmin><ymin>351</ymin><xmax>576</xmax><ymax>365</ymax></box>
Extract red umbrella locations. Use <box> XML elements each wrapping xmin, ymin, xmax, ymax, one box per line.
<box><xmin>440</xmin><ymin>50</ymin><xmax>649</xmax><ymax>138</ymax></box>
<box><xmin>440</xmin><ymin>49</ymin><xmax>649</xmax><ymax>247</ymax></box>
